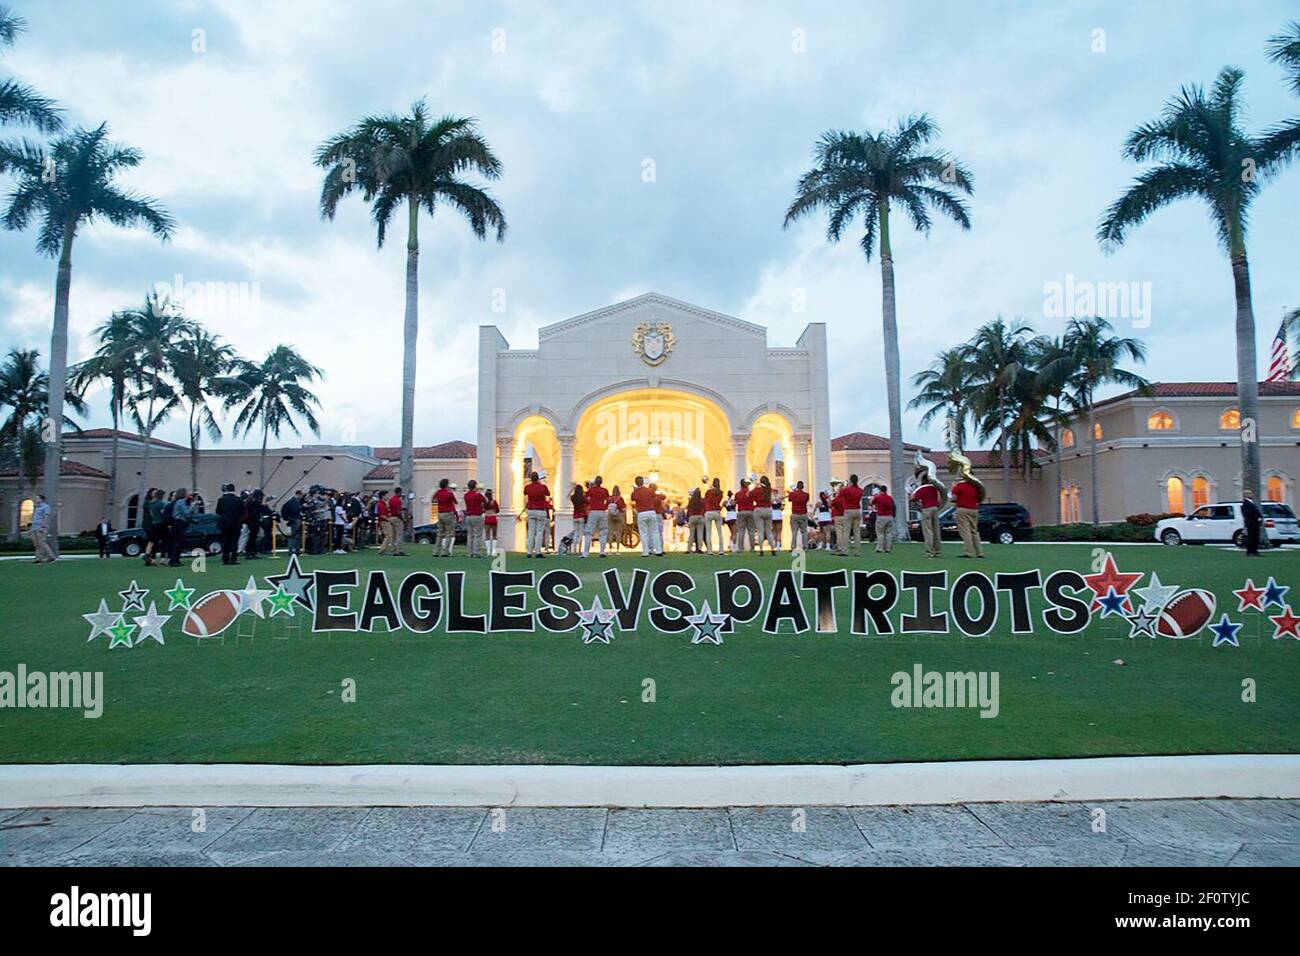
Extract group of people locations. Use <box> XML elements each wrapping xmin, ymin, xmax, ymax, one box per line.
<box><xmin>429</xmin><ymin>478</ymin><xmax>502</xmax><ymax>557</ymax></box>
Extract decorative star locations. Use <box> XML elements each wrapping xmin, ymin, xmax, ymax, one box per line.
<box><xmin>1124</xmin><ymin>604</ymin><xmax>1160</xmax><ymax>639</ymax></box>
<box><xmin>1083</xmin><ymin>553</ymin><xmax>1143</xmax><ymax>614</ymax></box>
<box><xmin>266</xmin><ymin>586</ymin><xmax>297</xmax><ymax>618</ymax></box>
<box><xmin>1268</xmin><ymin>605</ymin><xmax>1300</xmax><ymax>640</ymax></box>
<box><xmin>1132</xmin><ymin>572</ymin><xmax>1179</xmax><ymax>613</ymax></box>
<box><xmin>237</xmin><ymin>575</ymin><xmax>272</xmax><ymax>619</ymax></box>
<box><xmin>132</xmin><ymin>601</ymin><xmax>171</xmax><ymax>646</ymax></box>
<box><xmin>265</xmin><ymin>555</ymin><xmax>315</xmax><ymax>611</ymax></box>
<box><xmin>686</xmin><ymin>601</ymin><xmax>728</xmax><ymax>645</ymax></box>
<box><xmin>1232</xmin><ymin>578</ymin><xmax>1267</xmax><ymax>612</ymax></box>
<box><xmin>82</xmin><ymin>599</ymin><xmax>121</xmax><ymax>643</ymax></box>
<box><xmin>1209</xmin><ymin>614</ymin><xmax>1242</xmax><ymax>648</ymax></box>
<box><xmin>117</xmin><ymin>579</ymin><xmax>148</xmax><ymax>612</ymax></box>
<box><xmin>164</xmin><ymin>578</ymin><xmax>196</xmax><ymax>611</ymax></box>
<box><xmin>1261</xmin><ymin>577</ymin><xmax>1290</xmax><ymax>610</ymax></box>
<box><xmin>575</xmin><ymin>596</ymin><xmax>617</xmax><ymax>644</ymax></box>
<box><xmin>107</xmin><ymin>617</ymin><xmax>137</xmax><ymax>649</ymax></box>
<box><xmin>1097</xmin><ymin>586</ymin><xmax>1128</xmax><ymax>619</ymax></box>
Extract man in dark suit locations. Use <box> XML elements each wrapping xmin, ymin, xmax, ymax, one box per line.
<box><xmin>94</xmin><ymin>516</ymin><xmax>113</xmax><ymax>557</ymax></box>
<box><xmin>215</xmin><ymin>483</ymin><xmax>244</xmax><ymax>565</ymax></box>
<box><xmin>1241</xmin><ymin>488</ymin><xmax>1263</xmax><ymax>557</ymax></box>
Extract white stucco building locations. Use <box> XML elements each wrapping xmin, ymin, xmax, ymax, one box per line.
<box><xmin>476</xmin><ymin>293</ymin><xmax>831</xmax><ymax>549</ymax></box>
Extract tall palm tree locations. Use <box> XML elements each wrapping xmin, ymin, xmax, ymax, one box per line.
<box><xmin>1099</xmin><ymin>68</ymin><xmax>1298</xmax><ymax>504</ymax></box>
<box><xmin>908</xmin><ymin>347</ymin><xmax>974</xmax><ymax>450</ymax></box>
<box><xmin>224</xmin><ymin>346</ymin><xmax>323</xmax><ymax>488</ymax></box>
<box><xmin>315</xmin><ymin>101</ymin><xmax>506</xmax><ymax>495</ymax></box>
<box><xmin>1004</xmin><ymin>362</ymin><xmax>1058</xmax><ymax>488</ymax></box>
<box><xmin>784</xmin><ymin>116</ymin><xmax>972</xmax><ymax>531</ymax></box>
<box><xmin>123</xmin><ymin>293</ymin><xmax>188</xmax><ymax>512</ymax></box>
<box><xmin>965</xmin><ymin>317</ymin><xmax>1035</xmax><ymax>501</ymax></box>
<box><xmin>1063</xmin><ymin>317</ymin><xmax>1149</xmax><ymax>523</ymax></box>
<box><xmin>0</xmin><ymin>125</ymin><xmax>172</xmax><ymax>548</ymax></box>
<box><xmin>0</xmin><ymin>5</ymin><xmax>62</xmax><ymax>131</ymax></box>
<box><xmin>69</xmin><ymin>310</ymin><xmax>139</xmax><ymax>523</ymax></box>
<box><xmin>1267</xmin><ymin>21</ymin><xmax>1300</xmax><ymax>95</ymax></box>
<box><xmin>169</xmin><ymin>325</ymin><xmax>237</xmax><ymax>493</ymax></box>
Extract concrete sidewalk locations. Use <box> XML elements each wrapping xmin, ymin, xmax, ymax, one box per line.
<box><xmin>3</xmin><ymin>800</ymin><xmax>1297</xmax><ymax>866</ymax></box>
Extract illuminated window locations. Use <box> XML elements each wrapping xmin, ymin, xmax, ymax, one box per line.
<box><xmin>1267</xmin><ymin>475</ymin><xmax>1286</xmax><ymax>503</ymax></box>
<box><xmin>19</xmin><ymin>498</ymin><xmax>33</xmax><ymax>530</ymax></box>
<box><xmin>1147</xmin><ymin>410</ymin><xmax>1175</xmax><ymax>431</ymax></box>
<box><xmin>1192</xmin><ymin>475</ymin><xmax>1210</xmax><ymax>509</ymax></box>
<box><xmin>1060</xmin><ymin>428</ymin><xmax>1075</xmax><ymax>449</ymax></box>
<box><xmin>1220</xmin><ymin>408</ymin><xmax>1240</xmax><ymax>430</ymax></box>
<box><xmin>1292</xmin><ymin>408</ymin><xmax>1300</xmax><ymax>429</ymax></box>
<box><xmin>1093</xmin><ymin>422</ymin><xmax>1103</xmax><ymax>440</ymax></box>
<box><xmin>1059</xmin><ymin>484</ymin><xmax>1081</xmax><ymax>523</ymax></box>
<box><xmin>1165</xmin><ymin>477</ymin><xmax>1185</xmax><ymax>514</ymax></box>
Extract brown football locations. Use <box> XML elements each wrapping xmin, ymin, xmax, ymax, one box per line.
<box><xmin>182</xmin><ymin>590</ymin><xmax>243</xmax><ymax>638</ymax></box>
<box><xmin>1156</xmin><ymin>589</ymin><xmax>1216</xmax><ymax>639</ymax></box>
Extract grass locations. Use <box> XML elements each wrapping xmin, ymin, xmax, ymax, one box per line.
<box><xmin>0</xmin><ymin>542</ymin><xmax>1296</xmax><ymax>766</ymax></box>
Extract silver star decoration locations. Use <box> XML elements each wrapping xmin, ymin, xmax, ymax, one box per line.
<box><xmin>576</xmin><ymin>596</ymin><xmax>617</xmax><ymax>644</ymax></box>
<box><xmin>265</xmin><ymin>555</ymin><xmax>315</xmax><ymax>611</ymax></box>
<box><xmin>118</xmin><ymin>579</ymin><xmax>148</xmax><ymax>612</ymax></box>
<box><xmin>1131</xmin><ymin>572</ymin><xmax>1178</xmax><ymax>613</ymax></box>
<box><xmin>237</xmin><ymin>575</ymin><xmax>272</xmax><ymax>619</ymax></box>
<box><xmin>1124</xmin><ymin>605</ymin><xmax>1160</xmax><ymax>639</ymax></box>
<box><xmin>132</xmin><ymin>601</ymin><xmax>172</xmax><ymax>646</ymax></box>
<box><xmin>686</xmin><ymin>601</ymin><xmax>728</xmax><ymax>645</ymax></box>
<box><xmin>82</xmin><ymin>599</ymin><xmax>121</xmax><ymax>643</ymax></box>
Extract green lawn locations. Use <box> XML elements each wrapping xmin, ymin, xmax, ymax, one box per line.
<box><xmin>0</xmin><ymin>543</ymin><xmax>1296</xmax><ymax>765</ymax></box>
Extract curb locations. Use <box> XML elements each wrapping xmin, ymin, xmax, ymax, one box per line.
<box><xmin>1</xmin><ymin>754</ymin><xmax>1297</xmax><ymax>808</ymax></box>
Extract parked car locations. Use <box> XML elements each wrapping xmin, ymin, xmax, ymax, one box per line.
<box><xmin>412</xmin><ymin>518</ymin><xmax>468</xmax><ymax>546</ymax></box>
<box><xmin>107</xmin><ymin>512</ymin><xmax>223</xmax><ymax>557</ymax></box>
<box><xmin>1154</xmin><ymin>501</ymin><xmax>1292</xmax><ymax>547</ymax></box>
<box><xmin>908</xmin><ymin>502</ymin><xmax>1033</xmax><ymax>545</ymax></box>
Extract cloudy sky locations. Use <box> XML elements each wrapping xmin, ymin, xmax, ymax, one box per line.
<box><xmin>2</xmin><ymin>0</ymin><xmax>1298</xmax><ymax>452</ymax></box>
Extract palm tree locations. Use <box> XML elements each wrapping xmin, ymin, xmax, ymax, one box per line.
<box><xmin>1099</xmin><ymin>68</ymin><xmax>1298</xmax><ymax>503</ymax></box>
<box><xmin>1026</xmin><ymin>335</ymin><xmax>1081</xmax><ymax>522</ymax></box>
<box><xmin>1267</xmin><ymin>21</ymin><xmax>1300</xmax><ymax>95</ymax></box>
<box><xmin>69</xmin><ymin>310</ymin><xmax>139</xmax><ymax>523</ymax></box>
<box><xmin>315</xmin><ymin>101</ymin><xmax>506</xmax><ymax>495</ymax></box>
<box><xmin>123</xmin><ymin>293</ymin><xmax>189</xmax><ymax>512</ymax></box>
<box><xmin>784</xmin><ymin>116</ymin><xmax>972</xmax><ymax>532</ymax></box>
<box><xmin>1063</xmin><ymin>317</ymin><xmax>1149</xmax><ymax>524</ymax></box>
<box><xmin>1</xmin><ymin>125</ymin><xmax>172</xmax><ymax>548</ymax></box>
<box><xmin>908</xmin><ymin>347</ymin><xmax>974</xmax><ymax>450</ymax></box>
<box><xmin>224</xmin><ymin>346</ymin><xmax>323</xmax><ymax>488</ymax></box>
<box><xmin>1004</xmin><ymin>363</ymin><xmax>1058</xmax><ymax>488</ymax></box>
<box><xmin>169</xmin><ymin>325</ymin><xmax>236</xmax><ymax>493</ymax></box>
<box><xmin>965</xmin><ymin>317</ymin><xmax>1035</xmax><ymax>501</ymax></box>
<box><xmin>0</xmin><ymin>5</ymin><xmax>62</xmax><ymax>131</ymax></box>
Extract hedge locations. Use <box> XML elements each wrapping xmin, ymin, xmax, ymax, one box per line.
<box><xmin>1032</xmin><ymin>522</ymin><xmax>1156</xmax><ymax>543</ymax></box>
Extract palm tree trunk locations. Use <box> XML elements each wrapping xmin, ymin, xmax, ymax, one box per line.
<box><xmin>137</xmin><ymin>370</ymin><xmax>158</xmax><ymax>515</ymax></box>
<box><xmin>1088</xmin><ymin>399</ymin><xmax>1100</xmax><ymax>523</ymax></box>
<box><xmin>1231</xmin><ymin>250</ymin><xmax>1261</xmax><ymax>501</ymax></box>
<box><xmin>189</xmin><ymin>406</ymin><xmax>199</xmax><ymax>492</ymax></box>
<box><xmin>1000</xmin><ymin>416</ymin><xmax>1011</xmax><ymax>501</ymax></box>
<box><xmin>259</xmin><ymin>420</ymin><xmax>269</xmax><ymax>489</ymax></box>
<box><xmin>41</xmin><ymin>226</ymin><xmax>75</xmax><ymax>554</ymax></box>
<box><xmin>877</xmin><ymin>203</ymin><xmax>906</xmax><ymax>540</ymax></box>
<box><xmin>1054</xmin><ymin>400</ymin><xmax>1063</xmax><ymax>524</ymax></box>
<box><xmin>400</xmin><ymin>197</ymin><xmax>419</xmax><ymax>496</ymax></box>
<box><xmin>107</xmin><ymin>398</ymin><xmax>120</xmax><ymax>525</ymax></box>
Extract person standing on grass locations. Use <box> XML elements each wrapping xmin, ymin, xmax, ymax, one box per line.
<box><xmin>30</xmin><ymin>494</ymin><xmax>55</xmax><ymax>563</ymax></box>
<box><xmin>433</xmin><ymin>478</ymin><xmax>458</xmax><ymax>557</ymax></box>
<box><xmin>1241</xmin><ymin>487</ymin><xmax>1262</xmax><ymax>557</ymax></box>
<box><xmin>216</xmin><ymin>483</ymin><xmax>243</xmax><ymax>565</ymax></box>
<box><xmin>733</xmin><ymin>479</ymin><xmax>755</xmax><ymax>553</ymax></box>
<box><xmin>829</xmin><ymin>484</ymin><xmax>846</xmax><ymax>553</ymax></box>
<box><xmin>686</xmin><ymin>487</ymin><xmax>705</xmax><ymax>553</ymax></box>
<box><xmin>950</xmin><ymin>475</ymin><xmax>983</xmax><ymax>558</ymax></box>
<box><xmin>523</xmin><ymin>471</ymin><xmax>550</xmax><ymax>558</ymax></box>
<box><xmin>374</xmin><ymin>490</ymin><xmax>392</xmax><ymax>555</ymax></box>
<box><xmin>752</xmin><ymin>476</ymin><xmax>775</xmax><ymax>555</ymax></box>
<box><xmin>837</xmin><ymin>475</ymin><xmax>865</xmax><ymax>556</ymax></box>
<box><xmin>911</xmin><ymin>477</ymin><xmax>943</xmax><ymax>558</ymax></box>
<box><xmin>482</xmin><ymin>489</ymin><xmax>499</xmax><ymax>555</ymax></box>
<box><xmin>94</xmin><ymin>515</ymin><xmax>112</xmax><ymax>558</ymax></box>
<box><xmin>788</xmin><ymin>481</ymin><xmax>810</xmax><ymax>551</ymax></box>
<box><xmin>871</xmin><ymin>485</ymin><xmax>896</xmax><ymax>554</ymax></box>
<box><xmin>569</xmin><ymin>483</ymin><xmax>588</xmax><ymax>555</ymax></box>
<box><xmin>281</xmin><ymin>489</ymin><xmax>304</xmax><ymax>556</ymax></box>
<box><xmin>463</xmin><ymin>480</ymin><xmax>486</xmax><ymax>558</ymax></box>
<box><xmin>631</xmin><ymin>476</ymin><xmax>661</xmax><ymax>557</ymax></box>
<box><xmin>723</xmin><ymin>491</ymin><xmax>737</xmax><ymax>550</ymax></box>
<box><xmin>332</xmin><ymin>494</ymin><xmax>349</xmax><ymax>554</ymax></box>
<box><xmin>703</xmin><ymin>478</ymin><xmax>723</xmax><ymax>553</ymax></box>
<box><xmin>771</xmin><ymin>486</ymin><xmax>784</xmax><ymax>552</ymax></box>
<box><xmin>584</xmin><ymin>476</ymin><xmax>610</xmax><ymax>557</ymax></box>
<box><xmin>169</xmin><ymin>488</ymin><xmax>193</xmax><ymax>567</ymax></box>
<box><xmin>608</xmin><ymin>485</ymin><xmax>626</xmax><ymax>551</ymax></box>
<box><xmin>388</xmin><ymin>487</ymin><xmax>408</xmax><ymax>557</ymax></box>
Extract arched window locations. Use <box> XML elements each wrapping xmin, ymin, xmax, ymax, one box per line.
<box><xmin>19</xmin><ymin>497</ymin><xmax>34</xmax><ymax>530</ymax></box>
<box><xmin>1266</xmin><ymin>475</ymin><xmax>1286</xmax><ymax>503</ymax></box>
<box><xmin>1060</xmin><ymin>428</ymin><xmax>1075</xmax><ymax>449</ymax></box>
<box><xmin>1165</xmin><ymin>476</ymin><xmax>1185</xmax><ymax>515</ymax></box>
<box><xmin>1220</xmin><ymin>408</ymin><xmax>1240</xmax><ymax>430</ymax></box>
<box><xmin>1147</xmin><ymin>410</ymin><xmax>1175</xmax><ymax>431</ymax></box>
<box><xmin>1292</xmin><ymin>408</ymin><xmax>1300</xmax><ymax>429</ymax></box>
<box><xmin>126</xmin><ymin>493</ymin><xmax>140</xmax><ymax>529</ymax></box>
<box><xmin>1059</xmin><ymin>484</ymin><xmax>1082</xmax><ymax>523</ymax></box>
<box><xmin>1092</xmin><ymin>422</ymin><xmax>1103</xmax><ymax>440</ymax></box>
<box><xmin>1192</xmin><ymin>475</ymin><xmax>1210</xmax><ymax>509</ymax></box>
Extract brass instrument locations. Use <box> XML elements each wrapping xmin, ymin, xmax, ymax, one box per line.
<box><xmin>906</xmin><ymin>449</ymin><xmax>945</xmax><ymax>497</ymax></box>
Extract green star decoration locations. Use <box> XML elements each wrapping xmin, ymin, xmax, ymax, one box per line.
<box><xmin>107</xmin><ymin>618</ymin><xmax>137</xmax><ymax>649</ymax></box>
<box><xmin>164</xmin><ymin>578</ymin><xmax>196</xmax><ymax>611</ymax></box>
<box><xmin>267</xmin><ymin>586</ymin><xmax>296</xmax><ymax>617</ymax></box>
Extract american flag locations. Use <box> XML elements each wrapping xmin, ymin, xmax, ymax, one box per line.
<box><xmin>1266</xmin><ymin>320</ymin><xmax>1292</xmax><ymax>382</ymax></box>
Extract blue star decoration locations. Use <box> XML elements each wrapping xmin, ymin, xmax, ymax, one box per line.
<box><xmin>1097</xmin><ymin>586</ymin><xmax>1128</xmax><ymax>619</ymax></box>
<box><xmin>1209</xmin><ymin>614</ymin><xmax>1243</xmax><ymax>648</ymax></box>
<box><xmin>686</xmin><ymin>601</ymin><xmax>728</xmax><ymax>645</ymax></box>
<box><xmin>1261</xmin><ymin>577</ymin><xmax>1290</xmax><ymax>610</ymax></box>
<box><xmin>265</xmin><ymin>555</ymin><xmax>315</xmax><ymax>612</ymax></box>
<box><xmin>117</xmin><ymin>579</ymin><xmax>148</xmax><ymax>612</ymax></box>
<box><xmin>575</xmin><ymin>596</ymin><xmax>617</xmax><ymax>644</ymax></box>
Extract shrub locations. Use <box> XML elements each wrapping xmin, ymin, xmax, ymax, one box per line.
<box><xmin>1034</xmin><ymin>522</ymin><xmax>1154</xmax><ymax>543</ymax></box>
<box><xmin>1125</xmin><ymin>512</ymin><xmax>1183</xmax><ymax>526</ymax></box>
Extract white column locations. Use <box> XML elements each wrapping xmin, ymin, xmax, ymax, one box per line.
<box><xmin>732</xmin><ymin>435</ymin><xmax>750</xmax><ymax>492</ymax></box>
<box><xmin>496</xmin><ymin>435</ymin><xmax>517</xmax><ymax>551</ymax></box>
<box><xmin>557</xmin><ymin>433</ymin><xmax>574</xmax><ymax>512</ymax></box>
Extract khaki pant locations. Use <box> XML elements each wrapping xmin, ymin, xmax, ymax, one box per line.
<box><xmin>436</xmin><ymin>512</ymin><xmax>456</xmax><ymax>555</ymax></box>
<box><xmin>388</xmin><ymin>515</ymin><xmax>406</xmax><ymax>554</ymax></box>
<box><xmin>844</xmin><ymin>511</ymin><xmax>862</xmax><ymax>555</ymax></box>
<box><xmin>377</xmin><ymin>516</ymin><xmax>392</xmax><ymax>554</ymax></box>
<box><xmin>31</xmin><ymin>527</ymin><xmax>54</xmax><ymax>563</ymax></box>
<box><xmin>791</xmin><ymin>514</ymin><xmax>810</xmax><ymax>550</ymax></box>
<box><xmin>609</xmin><ymin>513</ymin><xmax>624</xmax><ymax>549</ymax></box>
<box><xmin>956</xmin><ymin>507</ymin><xmax>983</xmax><ymax>557</ymax></box>
<box><xmin>704</xmin><ymin>511</ymin><xmax>723</xmax><ymax>552</ymax></box>
<box><xmin>466</xmin><ymin>514</ymin><xmax>485</xmax><ymax>557</ymax></box>
<box><xmin>687</xmin><ymin>514</ymin><xmax>705</xmax><ymax>550</ymax></box>
<box><xmin>920</xmin><ymin>506</ymin><xmax>941</xmax><ymax>556</ymax></box>
<box><xmin>526</xmin><ymin>510</ymin><xmax>548</xmax><ymax>555</ymax></box>
<box><xmin>875</xmin><ymin>515</ymin><xmax>895</xmax><ymax>552</ymax></box>
<box><xmin>733</xmin><ymin>511</ymin><xmax>755</xmax><ymax>552</ymax></box>
<box><xmin>833</xmin><ymin>515</ymin><xmax>847</xmax><ymax>552</ymax></box>
<box><xmin>753</xmin><ymin>506</ymin><xmax>774</xmax><ymax>551</ymax></box>
<box><xmin>585</xmin><ymin>511</ymin><xmax>609</xmax><ymax>555</ymax></box>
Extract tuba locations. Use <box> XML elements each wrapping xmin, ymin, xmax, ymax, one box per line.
<box><xmin>942</xmin><ymin>412</ymin><xmax>986</xmax><ymax>502</ymax></box>
<box><xmin>906</xmin><ymin>448</ymin><xmax>945</xmax><ymax>497</ymax></box>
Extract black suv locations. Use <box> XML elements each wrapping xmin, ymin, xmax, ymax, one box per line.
<box><xmin>909</xmin><ymin>502</ymin><xmax>1033</xmax><ymax>545</ymax></box>
<box><xmin>107</xmin><ymin>512</ymin><xmax>225</xmax><ymax>557</ymax></box>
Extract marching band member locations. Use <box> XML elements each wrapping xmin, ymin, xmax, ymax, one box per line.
<box><xmin>631</xmin><ymin>476</ymin><xmax>663</xmax><ymax>556</ymax></box>
<box><xmin>787</xmin><ymin>480</ymin><xmax>810</xmax><ymax>550</ymax></box>
<box><xmin>463</xmin><ymin>479</ymin><xmax>486</xmax><ymax>558</ymax></box>
<box><xmin>733</xmin><ymin>478</ymin><xmax>755</xmax><ymax>552</ymax></box>
<box><xmin>584</xmin><ymin>476</ymin><xmax>611</xmax><ymax>557</ymax></box>
<box><xmin>523</xmin><ymin>470</ymin><xmax>550</xmax><ymax>558</ymax></box>
<box><xmin>703</xmin><ymin>478</ymin><xmax>723</xmax><ymax>553</ymax></box>
<box><xmin>752</xmin><ymin>475</ymin><xmax>775</xmax><ymax>555</ymax></box>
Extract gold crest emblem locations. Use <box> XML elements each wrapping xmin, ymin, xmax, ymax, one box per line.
<box><xmin>632</xmin><ymin>322</ymin><xmax>676</xmax><ymax>366</ymax></box>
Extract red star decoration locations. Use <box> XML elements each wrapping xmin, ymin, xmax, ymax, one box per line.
<box><xmin>1268</xmin><ymin>605</ymin><xmax>1300</xmax><ymax>640</ymax></box>
<box><xmin>1082</xmin><ymin>553</ymin><xmax>1143</xmax><ymax>614</ymax></box>
<box><xmin>1233</xmin><ymin>579</ymin><xmax>1267</xmax><ymax>612</ymax></box>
